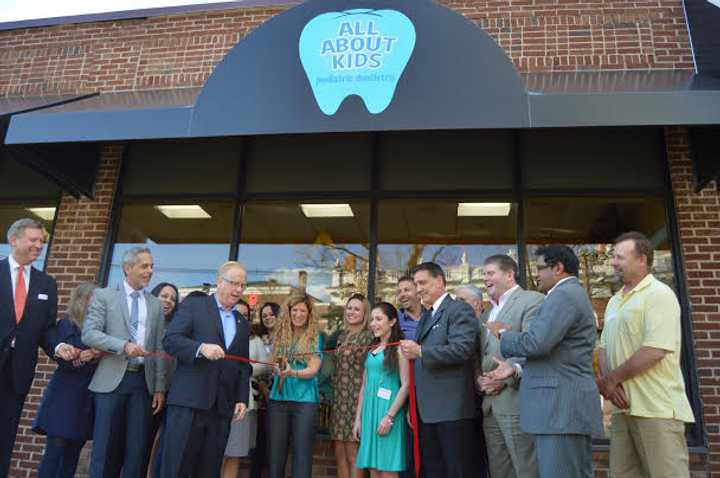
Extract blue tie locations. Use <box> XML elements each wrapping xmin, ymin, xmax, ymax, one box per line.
<box><xmin>129</xmin><ymin>291</ymin><xmax>141</xmax><ymax>366</ymax></box>
<box><xmin>130</xmin><ymin>291</ymin><xmax>140</xmax><ymax>342</ymax></box>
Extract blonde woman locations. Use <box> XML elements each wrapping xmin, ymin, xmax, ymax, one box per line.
<box><xmin>33</xmin><ymin>282</ymin><xmax>102</xmax><ymax>478</ymax></box>
<box><xmin>268</xmin><ymin>295</ymin><xmax>323</xmax><ymax>478</ymax></box>
<box><xmin>330</xmin><ymin>293</ymin><xmax>374</xmax><ymax>478</ymax></box>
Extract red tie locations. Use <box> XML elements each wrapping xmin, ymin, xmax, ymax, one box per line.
<box><xmin>15</xmin><ymin>266</ymin><xmax>27</xmax><ymax>323</ymax></box>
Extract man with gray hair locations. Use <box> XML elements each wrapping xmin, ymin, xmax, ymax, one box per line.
<box><xmin>0</xmin><ymin>219</ymin><xmax>78</xmax><ymax>477</ymax></box>
<box><xmin>83</xmin><ymin>246</ymin><xmax>167</xmax><ymax>477</ymax></box>
<box><xmin>455</xmin><ymin>284</ymin><xmax>484</xmax><ymax>320</ymax></box>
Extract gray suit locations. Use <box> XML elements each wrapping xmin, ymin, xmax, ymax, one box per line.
<box><xmin>414</xmin><ymin>294</ymin><xmax>479</xmax><ymax>477</ymax></box>
<box><xmin>83</xmin><ymin>284</ymin><xmax>166</xmax><ymax>394</ymax></box>
<box><xmin>478</xmin><ymin>287</ymin><xmax>543</xmax><ymax>478</ymax></box>
<box><xmin>500</xmin><ymin>277</ymin><xmax>603</xmax><ymax>478</ymax></box>
<box><xmin>82</xmin><ymin>283</ymin><xmax>166</xmax><ymax>477</ymax></box>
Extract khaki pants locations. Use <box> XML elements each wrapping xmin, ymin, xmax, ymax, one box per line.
<box><xmin>483</xmin><ymin>410</ymin><xmax>538</xmax><ymax>478</ymax></box>
<box><xmin>610</xmin><ymin>414</ymin><xmax>689</xmax><ymax>478</ymax></box>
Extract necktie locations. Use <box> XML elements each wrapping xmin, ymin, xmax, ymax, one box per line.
<box><xmin>129</xmin><ymin>291</ymin><xmax>140</xmax><ymax>342</ymax></box>
<box><xmin>15</xmin><ymin>266</ymin><xmax>27</xmax><ymax>323</ymax></box>
<box><xmin>129</xmin><ymin>291</ymin><xmax>141</xmax><ymax>366</ymax></box>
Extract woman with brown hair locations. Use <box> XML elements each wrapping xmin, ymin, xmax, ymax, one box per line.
<box><xmin>330</xmin><ymin>293</ymin><xmax>374</xmax><ymax>478</ymax></box>
<box><xmin>267</xmin><ymin>294</ymin><xmax>324</xmax><ymax>478</ymax></box>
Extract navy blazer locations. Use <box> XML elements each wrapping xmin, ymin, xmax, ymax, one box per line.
<box><xmin>0</xmin><ymin>258</ymin><xmax>59</xmax><ymax>395</ymax></box>
<box><xmin>33</xmin><ymin>318</ymin><xmax>97</xmax><ymax>441</ymax></box>
<box><xmin>163</xmin><ymin>293</ymin><xmax>251</xmax><ymax>418</ymax></box>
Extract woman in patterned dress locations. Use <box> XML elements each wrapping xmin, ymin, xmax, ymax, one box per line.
<box><xmin>330</xmin><ymin>293</ymin><xmax>374</xmax><ymax>478</ymax></box>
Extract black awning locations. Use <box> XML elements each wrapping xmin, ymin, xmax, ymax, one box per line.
<box><xmin>525</xmin><ymin>71</ymin><xmax>720</xmax><ymax>127</ymax></box>
<box><xmin>5</xmin><ymin>88</ymin><xmax>199</xmax><ymax>144</ymax></box>
<box><xmin>3</xmin><ymin>1</ymin><xmax>720</xmax><ymax>144</ymax></box>
<box><xmin>0</xmin><ymin>93</ymin><xmax>104</xmax><ymax>198</ymax></box>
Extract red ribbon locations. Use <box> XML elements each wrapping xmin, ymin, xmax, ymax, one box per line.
<box><xmin>99</xmin><ymin>340</ymin><xmax>423</xmax><ymax>474</ymax></box>
<box><xmin>408</xmin><ymin>360</ymin><xmax>421</xmax><ymax>477</ymax></box>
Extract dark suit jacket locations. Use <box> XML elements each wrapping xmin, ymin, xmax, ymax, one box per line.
<box><xmin>414</xmin><ymin>294</ymin><xmax>478</xmax><ymax>424</ymax></box>
<box><xmin>163</xmin><ymin>293</ymin><xmax>251</xmax><ymax>418</ymax></box>
<box><xmin>500</xmin><ymin>277</ymin><xmax>603</xmax><ymax>438</ymax></box>
<box><xmin>0</xmin><ymin>258</ymin><xmax>58</xmax><ymax>395</ymax></box>
<box><xmin>33</xmin><ymin>318</ymin><xmax>97</xmax><ymax>441</ymax></box>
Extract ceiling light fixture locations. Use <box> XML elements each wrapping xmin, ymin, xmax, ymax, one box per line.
<box><xmin>457</xmin><ymin>202</ymin><xmax>512</xmax><ymax>217</ymax></box>
<box><xmin>26</xmin><ymin>207</ymin><xmax>56</xmax><ymax>220</ymax></box>
<box><xmin>155</xmin><ymin>205</ymin><xmax>211</xmax><ymax>219</ymax></box>
<box><xmin>300</xmin><ymin>203</ymin><xmax>354</xmax><ymax>218</ymax></box>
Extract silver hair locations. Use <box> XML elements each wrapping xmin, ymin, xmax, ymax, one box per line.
<box><xmin>6</xmin><ymin>218</ymin><xmax>45</xmax><ymax>243</ymax></box>
<box><xmin>454</xmin><ymin>284</ymin><xmax>483</xmax><ymax>301</ymax></box>
<box><xmin>122</xmin><ymin>247</ymin><xmax>152</xmax><ymax>272</ymax></box>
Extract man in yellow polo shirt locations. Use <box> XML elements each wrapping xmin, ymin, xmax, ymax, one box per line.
<box><xmin>597</xmin><ymin>231</ymin><xmax>694</xmax><ymax>478</ymax></box>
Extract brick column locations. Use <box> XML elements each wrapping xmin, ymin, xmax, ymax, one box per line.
<box><xmin>9</xmin><ymin>144</ymin><xmax>124</xmax><ymax>477</ymax></box>
<box><xmin>665</xmin><ymin>126</ymin><xmax>719</xmax><ymax>476</ymax></box>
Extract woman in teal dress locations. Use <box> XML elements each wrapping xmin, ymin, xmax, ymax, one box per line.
<box><xmin>354</xmin><ymin>302</ymin><xmax>410</xmax><ymax>477</ymax></box>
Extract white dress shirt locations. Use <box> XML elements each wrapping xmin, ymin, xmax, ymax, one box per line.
<box><xmin>430</xmin><ymin>292</ymin><xmax>449</xmax><ymax>317</ymax></box>
<box><xmin>547</xmin><ymin>276</ymin><xmax>574</xmax><ymax>297</ymax></box>
<box><xmin>8</xmin><ymin>254</ymin><xmax>31</xmax><ymax>299</ymax></box>
<box><xmin>123</xmin><ymin>280</ymin><xmax>147</xmax><ymax>362</ymax></box>
<box><xmin>487</xmin><ymin>285</ymin><xmax>520</xmax><ymax>323</ymax></box>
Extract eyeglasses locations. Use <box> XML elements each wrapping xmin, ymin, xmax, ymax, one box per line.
<box><xmin>535</xmin><ymin>263</ymin><xmax>555</xmax><ymax>272</ymax></box>
<box><xmin>221</xmin><ymin>276</ymin><xmax>246</xmax><ymax>289</ymax></box>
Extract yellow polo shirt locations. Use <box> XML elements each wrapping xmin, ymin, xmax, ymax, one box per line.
<box><xmin>600</xmin><ymin>274</ymin><xmax>694</xmax><ymax>422</ymax></box>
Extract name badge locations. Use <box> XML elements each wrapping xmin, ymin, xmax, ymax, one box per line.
<box><xmin>38</xmin><ymin>294</ymin><xmax>48</xmax><ymax>300</ymax></box>
<box><xmin>377</xmin><ymin>387</ymin><xmax>392</xmax><ymax>401</ymax></box>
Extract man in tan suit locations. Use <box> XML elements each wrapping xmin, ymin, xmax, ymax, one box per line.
<box><xmin>476</xmin><ymin>254</ymin><xmax>543</xmax><ymax>478</ymax></box>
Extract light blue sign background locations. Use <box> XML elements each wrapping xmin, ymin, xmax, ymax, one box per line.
<box><xmin>299</xmin><ymin>9</ymin><xmax>416</xmax><ymax>115</ymax></box>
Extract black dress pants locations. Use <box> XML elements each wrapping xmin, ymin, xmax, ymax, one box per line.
<box><xmin>0</xmin><ymin>360</ymin><xmax>26</xmax><ymax>478</ymax></box>
<box><xmin>419</xmin><ymin>417</ymin><xmax>478</xmax><ymax>478</ymax></box>
<box><xmin>160</xmin><ymin>404</ymin><xmax>231</xmax><ymax>478</ymax></box>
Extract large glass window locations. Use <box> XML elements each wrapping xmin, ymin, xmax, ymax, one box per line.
<box><xmin>0</xmin><ymin>157</ymin><xmax>61</xmax><ymax>269</ymax></box>
<box><xmin>107</xmin><ymin>201</ymin><xmax>234</xmax><ymax>294</ymax></box>
<box><xmin>238</xmin><ymin>200</ymin><xmax>370</xmax><ymax>333</ymax></box>
<box><xmin>376</xmin><ymin>198</ymin><xmax>517</xmax><ymax>306</ymax></box>
<box><xmin>524</xmin><ymin>196</ymin><xmax>675</xmax><ymax>438</ymax></box>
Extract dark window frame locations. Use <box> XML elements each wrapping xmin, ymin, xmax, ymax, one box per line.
<box><xmin>100</xmin><ymin>128</ymin><xmax>705</xmax><ymax>449</ymax></box>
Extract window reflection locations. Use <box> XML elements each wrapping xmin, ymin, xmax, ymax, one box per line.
<box><xmin>238</xmin><ymin>200</ymin><xmax>371</xmax><ymax>333</ymax></box>
<box><xmin>376</xmin><ymin>199</ymin><xmax>517</xmax><ymax>308</ymax></box>
<box><xmin>107</xmin><ymin>202</ymin><xmax>233</xmax><ymax>293</ymax></box>
<box><xmin>524</xmin><ymin>196</ymin><xmax>675</xmax><ymax>438</ymax></box>
<box><xmin>0</xmin><ymin>203</ymin><xmax>57</xmax><ymax>270</ymax></box>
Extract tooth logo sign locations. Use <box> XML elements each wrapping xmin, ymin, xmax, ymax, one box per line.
<box><xmin>299</xmin><ymin>9</ymin><xmax>416</xmax><ymax>115</ymax></box>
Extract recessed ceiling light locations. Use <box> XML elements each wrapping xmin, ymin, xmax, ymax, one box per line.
<box><xmin>300</xmin><ymin>203</ymin><xmax>354</xmax><ymax>218</ymax></box>
<box><xmin>155</xmin><ymin>205</ymin><xmax>211</xmax><ymax>219</ymax></box>
<box><xmin>26</xmin><ymin>207</ymin><xmax>56</xmax><ymax>220</ymax></box>
<box><xmin>457</xmin><ymin>202</ymin><xmax>512</xmax><ymax>217</ymax></box>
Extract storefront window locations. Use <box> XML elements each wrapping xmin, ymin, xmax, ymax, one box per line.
<box><xmin>238</xmin><ymin>200</ymin><xmax>371</xmax><ymax>331</ymax></box>
<box><xmin>0</xmin><ymin>157</ymin><xmax>61</xmax><ymax>269</ymax></box>
<box><xmin>0</xmin><ymin>202</ymin><xmax>57</xmax><ymax>269</ymax></box>
<box><xmin>107</xmin><ymin>201</ymin><xmax>234</xmax><ymax>295</ymax></box>
<box><xmin>524</xmin><ymin>196</ymin><xmax>675</xmax><ymax>438</ymax></box>
<box><xmin>378</xmin><ymin>130</ymin><xmax>514</xmax><ymax>191</ymax></box>
<box><xmin>376</xmin><ymin>198</ymin><xmax>517</xmax><ymax>307</ymax></box>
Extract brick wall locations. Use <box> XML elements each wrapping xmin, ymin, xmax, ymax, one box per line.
<box><xmin>666</xmin><ymin>127</ymin><xmax>720</xmax><ymax>477</ymax></box>
<box><xmin>8</xmin><ymin>145</ymin><xmax>123</xmax><ymax>477</ymax></box>
<box><xmin>0</xmin><ymin>1</ymin><xmax>692</xmax><ymax>97</ymax></box>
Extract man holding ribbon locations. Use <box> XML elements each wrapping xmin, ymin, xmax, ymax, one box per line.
<box><xmin>160</xmin><ymin>261</ymin><xmax>251</xmax><ymax>478</ymax></box>
<box><xmin>83</xmin><ymin>246</ymin><xmax>167</xmax><ymax>477</ymax></box>
<box><xmin>399</xmin><ymin>262</ymin><xmax>480</xmax><ymax>478</ymax></box>
<box><xmin>0</xmin><ymin>218</ymin><xmax>78</xmax><ymax>477</ymax></box>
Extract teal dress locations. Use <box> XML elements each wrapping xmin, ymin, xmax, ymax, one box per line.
<box><xmin>356</xmin><ymin>349</ymin><xmax>407</xmax><ymax>472</ymax></box>
<box><xmin>269</xmin><ymin>335</ymin><xmax>324</xmax><ymax>403</ymax></box>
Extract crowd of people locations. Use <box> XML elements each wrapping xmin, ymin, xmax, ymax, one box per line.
<box><xmin>0</xmin><ymin>217</ymin><xmax>696</xmax><ymax>478</ymax></box>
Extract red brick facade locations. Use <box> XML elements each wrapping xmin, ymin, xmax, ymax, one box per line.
<box><xmin>2</xmin><ymin>1</ymin><xmax>716</xmax><ymax>477</ymax></box>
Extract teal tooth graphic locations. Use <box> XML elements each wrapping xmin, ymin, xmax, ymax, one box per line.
<box><xmin>299</xmin><ymin>9</ymin><xmax>416</xmax><ymax>115</ymax></box>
